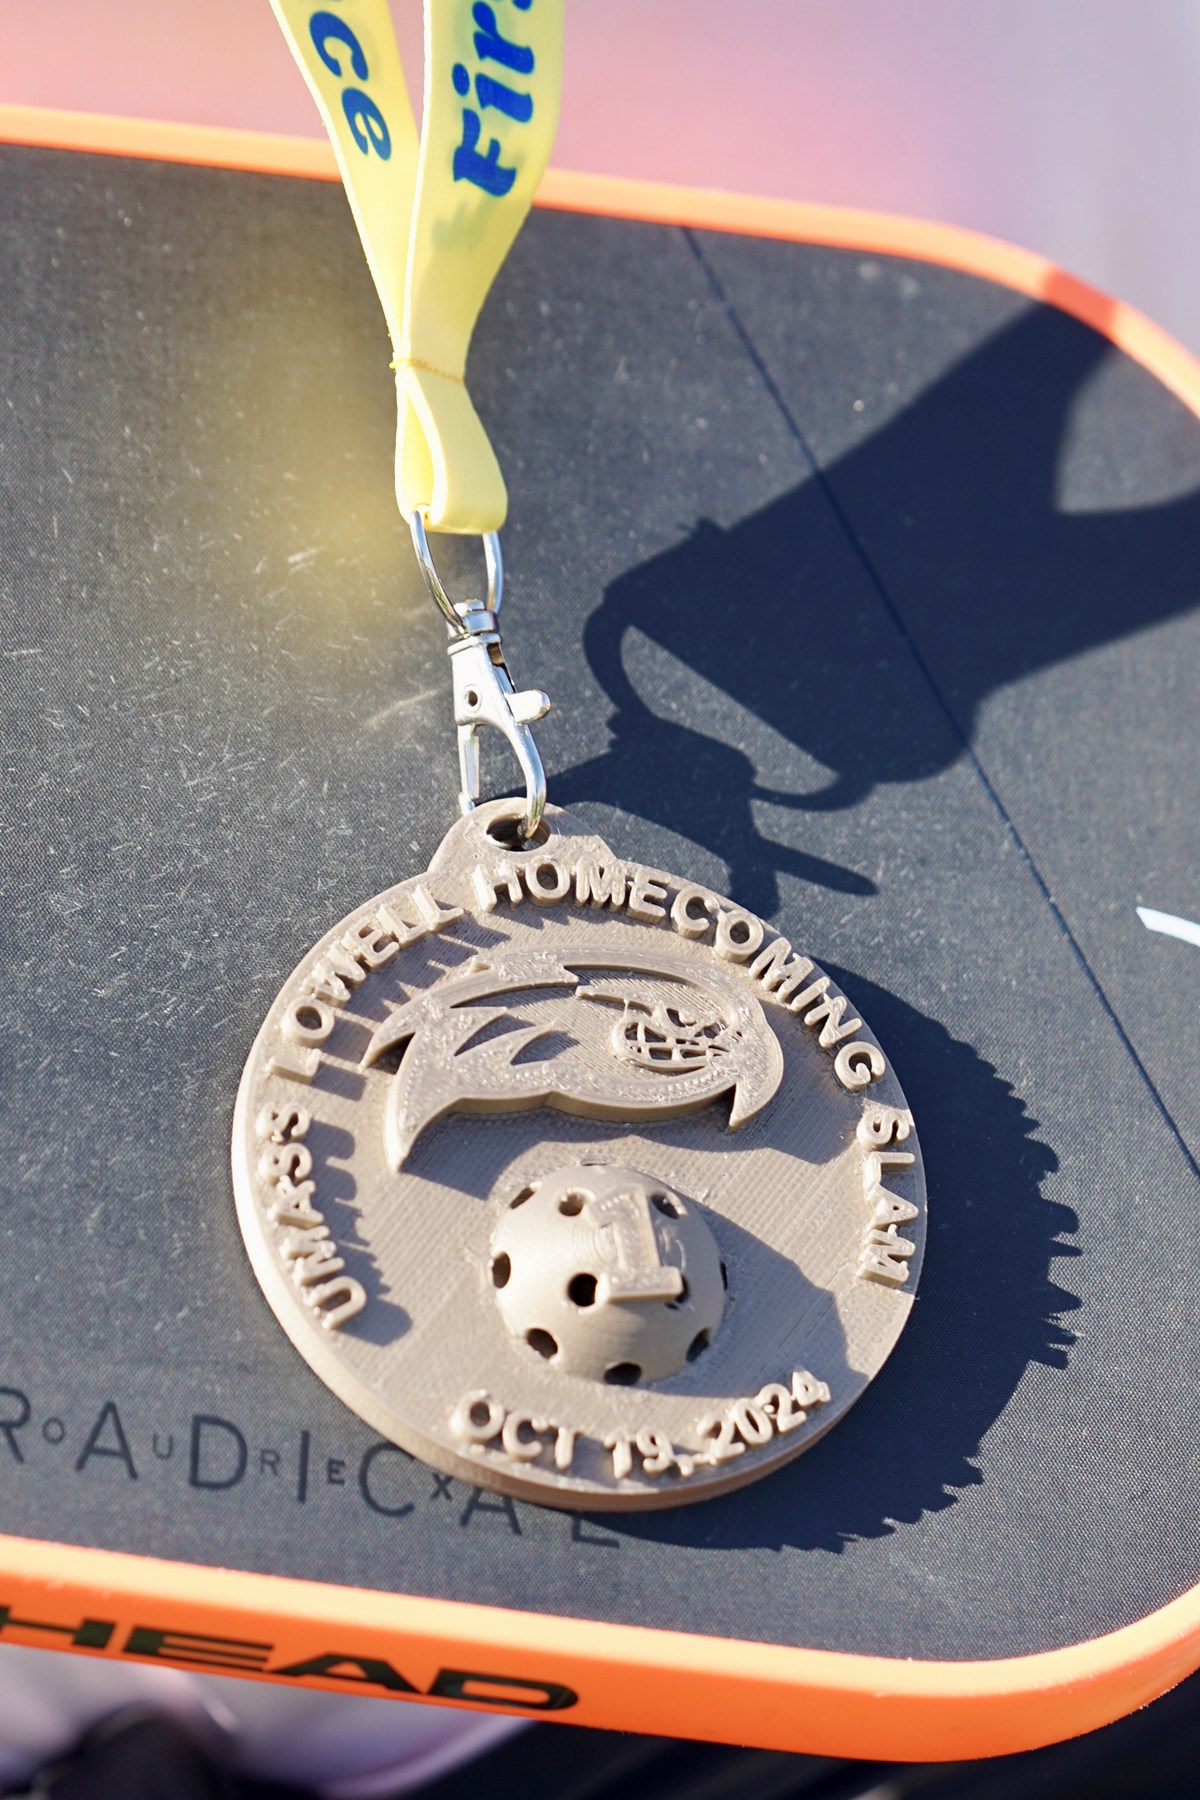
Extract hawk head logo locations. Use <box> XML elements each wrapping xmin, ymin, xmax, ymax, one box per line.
<box><xmin>360</xmin><ymin>947</ymin><xmax>784</xmax><ymax>1168</ymax></box>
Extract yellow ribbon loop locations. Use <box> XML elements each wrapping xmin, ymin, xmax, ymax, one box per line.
<box><xmin>271</xmin><ymin>0</ymin><xmax>563</xmax><ymax>534</ymax></box>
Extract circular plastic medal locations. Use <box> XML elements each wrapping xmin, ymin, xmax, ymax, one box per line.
<box><xmin>232</xmin><ymin>802</ymin><xmax>925</xmax><ymax>1510</ymax></box>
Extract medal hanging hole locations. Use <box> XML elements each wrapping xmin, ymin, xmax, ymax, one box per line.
<box><xmin>485</xmin><ymin>813</ymin><xmax>551</xmax><ymax>851</ymax></box>
<box><xmin>687</xmin><ymin>1330</ymin><xmax>712</xmax><ymax>1363</ymax></box>
<box><xmin>526</xmin><ymin>1328</ymin><xmax>558</xmax><ymax>1360</ymax></box>
<box><xmin>605</xmin><ymin>1362</ymin><xmax>642</xmax><ymax>1387</ymax></box>
<box><xmin>567</xmin><ymin>1272</ymin><xmax>598</xmax><ymax>1308</ymax></box>
<box><xmin>490</xmin><ymin>1253</ymin><xmax>512</xmax><ymax>1289</ymax></box>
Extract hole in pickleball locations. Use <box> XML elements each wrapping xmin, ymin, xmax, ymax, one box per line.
<box><xmin>605</xmin><ymin>1362</ymin><xmax>642</xmax><ymax>1386</ymax></box>
<box><xmin>526</xmin><ymin>1328</ymin><xmax>558</xmax><ymax>1360</ymax></box>
<box><xmin>568</xmin><ymin>1273</ymin><xmax>597</xmax><ymax>1308</ymax></box>
<box><xmin>490</xmin><ymin>1253</ymin><xmax>511</xmax><ymax>1289</ymax></box>
<box><xmin>510</xmin><ymin>1185</ymin><xmax>536</xmax><ymax>1208</ymax></box>
<box><xmin>558</xmin><ymin>1190</ymin><xmax>588</xmax><ymax>1216</ymax></box>
<box><xmin>650</xmin><ymin>1192</ymin><xmax>681</xmax><ymax>1217</ymax></box>
<box><xmin>666</xmin><ymin>1277</ymin><xmax>690</xmax><ymax>1310</ymax></box>
<box><xmin>687</xmin><ymin>1330</ymin><xmax>712</xmax><ymax>1363</ymax></box>
<box><xmin>720</xmin><ymin>1262</ymin><xmax>729</xmax><ymax>1289</ymax></box>
<box><xmin>469</xmin><ymin>1399</ymin><xmax>492</xmax><ymax>1428</ymax></box>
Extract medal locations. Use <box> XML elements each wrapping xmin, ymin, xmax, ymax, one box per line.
<box><xmin>236</xmin><ymin>0</ymin><xmax>925</xmax><ymax>1511</ymax></box>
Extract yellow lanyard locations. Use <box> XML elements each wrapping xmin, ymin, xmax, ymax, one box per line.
<box><xmin>272</xmin><ymin>0</ymin><xmax>563</xmax><ymax>536</ymax></box>
<box><xmin>273</xmin><ymin>0</ymin><xmax>563</xmax><ymax>834</ymax></box>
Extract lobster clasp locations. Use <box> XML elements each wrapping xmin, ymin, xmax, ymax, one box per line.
<box><xmin>408</xmin><ymin>511</ymin><xmax>550</xmax><ymax>839</ymax></box>
<box><xmin>448</xmin><ymin>603</ymin><xmax>550</xmax><ymax>837</ymax></box>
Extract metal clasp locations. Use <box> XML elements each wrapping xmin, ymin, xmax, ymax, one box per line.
<box><xmin>408</xmin><ymin>512</ymin><xmax>550</xmax><ymax>839</ymax></box>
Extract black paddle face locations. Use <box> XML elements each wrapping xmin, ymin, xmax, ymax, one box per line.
<box><xmin>2</xmin><ymin>145</ymin><xmax>1198</xmax><ymax>1666</ymax></box>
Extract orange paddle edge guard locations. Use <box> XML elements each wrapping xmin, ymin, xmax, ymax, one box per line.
<box><xmin>2</xmin><ymin>100</ymin><xmax>1199</xmax><ymax>1761</ymax></box>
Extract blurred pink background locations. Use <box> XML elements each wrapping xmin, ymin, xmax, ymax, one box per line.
<box><xmin>5</xmin><ymin>0</ymin><xmax>1200</xmax><ymax>350</ymax></box>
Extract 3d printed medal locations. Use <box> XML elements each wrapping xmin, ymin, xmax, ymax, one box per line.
<box><xmin>233</xmin><ymin>802</ymin><xmax>925</xmax><ymax>1511</ymax></box>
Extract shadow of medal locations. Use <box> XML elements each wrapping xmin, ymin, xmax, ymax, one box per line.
<box><xmin>231</xmin><ymin>800</ymin><xmax>925</xmax><ymax>1510</ymax></box>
